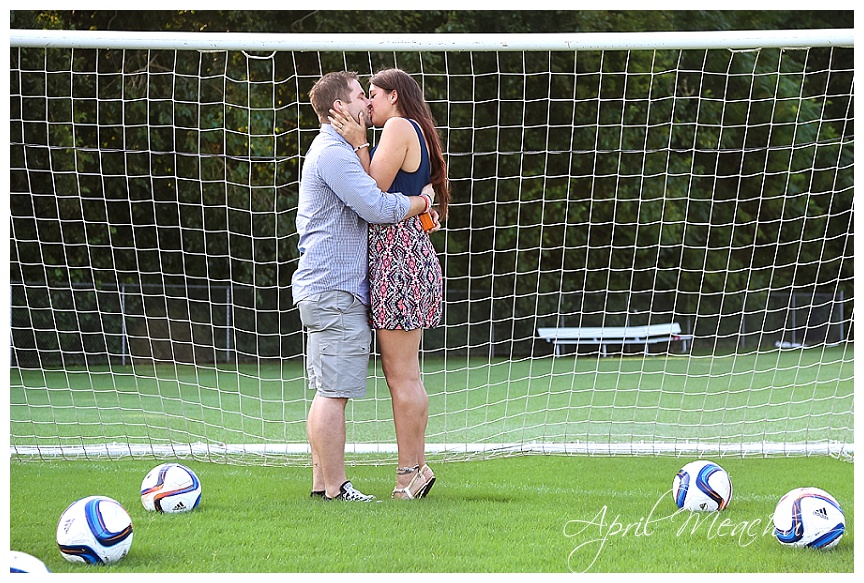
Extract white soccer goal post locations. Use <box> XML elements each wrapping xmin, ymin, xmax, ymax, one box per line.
<box><xmin>8</xmin><ymin>29</ymin><xmax>854</xmax><ymax>464</ymax></box>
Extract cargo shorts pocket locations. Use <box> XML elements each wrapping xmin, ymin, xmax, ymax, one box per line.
<box><xmin>299</xmin><ymin>291</ymin><xmax>370</xmax><ymax>398</ymax></box>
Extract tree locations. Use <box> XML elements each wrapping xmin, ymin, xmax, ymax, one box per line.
<box><xmin>9</xmin><ymin>11</ymin><xmax>853</xmax><ymax>362</ymax></box>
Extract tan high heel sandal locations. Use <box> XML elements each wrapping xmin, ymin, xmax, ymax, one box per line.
<box><xmin>417</xmin><ymin>464</ymin><xmax>436</xmax><ymax>498</ymax></box>
<box><xmin>391</xmin><ymin>464</ymin><xmax>435</xmax><ymax>500</ymax></box>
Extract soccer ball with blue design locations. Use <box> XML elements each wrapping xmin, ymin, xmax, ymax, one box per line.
<box><xmin>9</xmin><ymin>550</ymin><xmax>51</xmax><ymax>573</ymax></box>
<box><xmin>672</xmin><ymin>460</ymin><xmax>732</xmax><ymax>511</ymax></box>
<box><xmin>773</xmin><ymin>487</ymin><xmax>845</xmax><ymax>549</ymax></box>
<box><xmin>56</xmin><ymin>495</ymin><xmax>134</xmax><ymax>565</ymax></box>
<box><xmin>141</xmin><ymin>463</ymin><xmax>202</xmax><ymax>513</ymax></box>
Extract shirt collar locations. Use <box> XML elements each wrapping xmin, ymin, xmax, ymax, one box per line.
<box><xmin>322</xmin><ymin>123</ymin><xmax>349</xmax><ymax>145</ymax></box>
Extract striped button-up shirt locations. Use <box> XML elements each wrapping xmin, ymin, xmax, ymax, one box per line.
<box><xmin>291</xmin><ymin>124</ymin><xmax>411</xmax><ymax>306</ymax></box>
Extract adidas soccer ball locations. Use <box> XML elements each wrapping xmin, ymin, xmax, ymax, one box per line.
<box><xmin>9</xmin><ymin>550</ymin><xmax>51</xmax><ymax>573</ymax></box>
<box><xmin>56</xmin><ymin>495</ymin><xmax>134</xmax><ymax>565</ymax></box>
<box><xmin>672</xmin><ymin>460</ymin><xmax>732</xmax><ymax>511</ymax></box>
<box><xmin>773</xmin><ymin>487</ymin><xmax>845</xmax><ymax>549</ymax></box>
<box><xmin>141</xmin><ymin>462</ymin><xmax>202</xmax><ymax>513</ymax></box>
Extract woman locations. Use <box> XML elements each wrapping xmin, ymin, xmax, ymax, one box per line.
<box><xmin>330</xmin><ymin>68</ymin><xmax>449</xmax><ymax>500</ymax></box>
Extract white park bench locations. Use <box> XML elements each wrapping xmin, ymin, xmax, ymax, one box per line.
<box><xmin>537</xmin><ymin>322</ymin><xmax>692</xmax><ymax>356</ymax></box>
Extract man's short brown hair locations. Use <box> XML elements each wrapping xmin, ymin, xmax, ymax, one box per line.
<box><xmin>308</xmin><ymin>71</ymin><xmax>359</xmax><ymax>122</ymax></box>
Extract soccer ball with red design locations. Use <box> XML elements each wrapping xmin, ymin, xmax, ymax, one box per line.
<box><xmin>140</xmin><ymin>463</ymin><xmax>202</xmax><ymax>514</ymax></box>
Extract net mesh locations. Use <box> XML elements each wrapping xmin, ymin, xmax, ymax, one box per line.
<box><xmin>9</xmin><ymin>36</ymin><xmax>854</xmax><ymax>464</ymax></box>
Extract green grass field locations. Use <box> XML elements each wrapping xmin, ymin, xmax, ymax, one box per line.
<box><xmin>10</xmin><ymin>347</ymin><xmax>854</xmax><ymax>455</ymax></box>
<box><xmin>8</xmin><ymin>455</ymin><xmax>853</xmax><ymax>572</ymax></box>
<box><xmin>9</xmin><ymin>347</ymin><xmax>854</xmax><ymax>571</ymax></box>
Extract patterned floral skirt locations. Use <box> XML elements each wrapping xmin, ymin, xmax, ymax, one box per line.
<box><xmin>369</xmin><ymin>216</ymin><xmax>443</xmax><ymax>330</ymax></box>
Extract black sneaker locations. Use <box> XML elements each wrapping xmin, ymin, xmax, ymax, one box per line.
<box><xmin>310</xmin><ymin>490</ymin><xmax>325</xmax><ymax>499</ymax></box>
<box><xmin>323</xmin><ymin>480</ymin><xmax>376</xmax><ymax>502</ymax></box>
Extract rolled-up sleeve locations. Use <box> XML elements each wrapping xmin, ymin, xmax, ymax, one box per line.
<box><xmin>319</xmin><ymin>144</ymin><xmax>411</xmax><ymax>224</ymax></box>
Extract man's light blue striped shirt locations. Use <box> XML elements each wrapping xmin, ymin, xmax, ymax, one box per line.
<box><xmin>291</xmin><ymin>124</ymin><xmax>411</xmax><ymax>306</ymax></box>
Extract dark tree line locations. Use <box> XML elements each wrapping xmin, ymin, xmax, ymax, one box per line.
<box><xmin>9</xmin><ymin>11</ymin><xmax>854</xmax><ymax>364</ymax></box>
<box><xmin>9</xmin><ymin>10</ymin><xmax>852</xmax><ymax>35</ymax></box>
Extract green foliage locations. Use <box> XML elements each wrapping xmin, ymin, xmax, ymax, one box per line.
<box><xmin>10</xmin><ymin>10</ymin><xmax>853</xmax><ymax>35</ymax></box>
<box><xmin>9</xmin><ymin>12</ymin><xmax>854</xmax><ymax>361</ymax></box>
<box><xmin>9</xmin><ymin>456</ymin><xmax>853</xmax><ymax>572</ymax></box>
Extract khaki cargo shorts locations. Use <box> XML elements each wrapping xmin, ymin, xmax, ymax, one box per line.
<box><xmin>298</xmin><ymin>290</ymin><xmax>371</xmax><ymax>399</ymax></box>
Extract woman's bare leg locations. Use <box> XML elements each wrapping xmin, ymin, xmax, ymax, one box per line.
<box><xmin>377</xmin><ymin>328</ymin><xmax>428</xmax><ymax>485</ymax></box>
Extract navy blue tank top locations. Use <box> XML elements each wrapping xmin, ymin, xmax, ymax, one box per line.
<box><xmin>371</xmin><ymin>118</ymin><xmax>431</xmax><ymax>194</ymax></box>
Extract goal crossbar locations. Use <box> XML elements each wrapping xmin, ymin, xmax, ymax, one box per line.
<box><xmin>9</xmin><ymin>28</ymin><xmax>854</xmax><ymax>52</ymax></box>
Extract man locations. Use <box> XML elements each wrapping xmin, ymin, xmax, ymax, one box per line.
<box><xmin>292</xmin><ymin>71</ymin><xmax>435</xmax><ymax>501</ymax></box>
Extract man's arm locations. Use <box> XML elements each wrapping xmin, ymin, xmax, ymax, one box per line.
<box><xmin>406</xmin><ymin>183</ymin><xmax>435</xmax><ymax>219</ymax></box>
<box><xmin>322</xmin><ymin>144</ymin><xmax>432</xmax><ymax>223</ymax></box>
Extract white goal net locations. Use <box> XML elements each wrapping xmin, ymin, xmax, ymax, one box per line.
<box><xmin>8</xmin><ymin>29</ymin><xmax>854</xmax><ymax>464</ymax></box>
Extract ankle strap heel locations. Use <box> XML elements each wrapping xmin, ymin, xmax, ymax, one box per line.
<box><xmin>391</xmin><ymin>464</ymin><xmax>435</xmax><ymax>500</ymax></box>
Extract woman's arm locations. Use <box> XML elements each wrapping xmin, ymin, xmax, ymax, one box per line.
<box><xmin>366</xmin><ymin>117</ymin><xmax>414</xmax><ymax>191</ymax></box>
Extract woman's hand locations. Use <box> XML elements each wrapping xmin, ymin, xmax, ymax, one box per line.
<box><xmin>426</xmin><ymin>208</ymin><xmax>442</xmax><ymax>233</ymax></box>
<box><xmin>421</xmin><ymin>183</ymin><xmax>435</xmax><ymax>203</ymax></box>
<box><xmin>420</xmin><ymin>183</ymin><xmax>441</xmax><ymax>233</ymax></box>
<box><xmin>329</xmin><ymin>105</ymin><xmax>368</xmax><ymax>149</ymax></box>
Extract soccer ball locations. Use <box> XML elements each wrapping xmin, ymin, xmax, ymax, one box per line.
<box><xmin>56</xmin><ymin>495</ymin><xmax>134</xmax><ymax>565</ymax></box>
<box><xmin>9</xmin><ymin>550</ymin><xmax>51</xmax><ymax>573</ymax></box>
<box><xmin>672</xmin><ymin>460</ymin><xmax>732</xmax><ymax>511</ymax></box>
<box><xmin>773</xmin><ymin>487</ymin><xmax>845</xmax><ymax>549</ymax></box>
<box><xmin>141</xmin><ymin>462</ymin><xmax>202</xmax><ymax>513</ymax></box>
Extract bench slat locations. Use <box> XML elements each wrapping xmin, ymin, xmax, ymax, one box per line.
<box><xmin>536</xmin><ymin>323</ymin><xmax>691</xmax><ymax>356</ymax></box>
<box><xmin>537</xmin><ymin>323</ymin><xmax>681</xmax><ymax>340</ymax></box>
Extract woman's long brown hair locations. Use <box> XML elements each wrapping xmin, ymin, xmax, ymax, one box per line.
<box><xmin>370</xmin><ymin>68</ymin><xmax>450</xmax><ymax>219</ymax></box>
